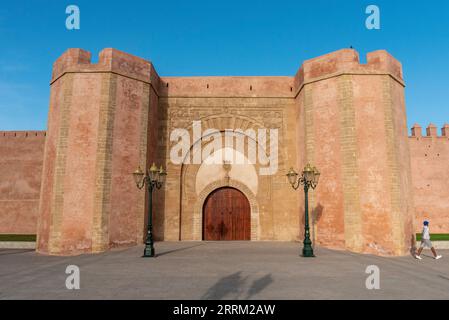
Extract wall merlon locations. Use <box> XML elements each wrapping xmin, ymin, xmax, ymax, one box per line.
<box><xmin>301</xmin><ymin>49</ymin><xmax>360</xmax><ymax>80</ymax></box>
<box><xmin>442</xmin><ymin>124</ymin><xmax>449</xmax><ymax>137</ymax></box>
<box><xmin>426</xmin><ymin>123</ymin><xmax>437</xmax><ymax>137</ymax></box>
<box><xmin>52</xmin><ymin>48</ymin><xmax>92</xmax><ymax>80</ymax></box>
<box><xmin>366</xmin><ymin>50</ymin><xmax>403</xmax><ymax>80</ymax></box>
<box><xmin>411</xmin><ymin>124</ymin><xmax>422</xmax><ymax>137</ymax></box>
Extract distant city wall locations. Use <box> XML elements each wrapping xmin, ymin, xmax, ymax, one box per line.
<box><xmin>409</xmin><ymin>124</ymin><xmax>449</xmax><ymax>233</ymax></box>
<box><xmin>0</xmin><ymin>131</ymin><xmax>46</xmax><ymax>234</ymax></box>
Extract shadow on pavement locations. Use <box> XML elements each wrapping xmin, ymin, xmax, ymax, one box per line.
<box><xmin>245</xmin><ymin>274</ymin><xmax>273</xmax><ymax>299</ymax></box>
<box><xmin>201</xmin><ymin>272</ymin><xmax>273</xmax><ymax>300</ymax></box>
<box><xmin>438</xmin><ymin>275</ymin><xmax>449</xmax><ymax>281</ymax></box>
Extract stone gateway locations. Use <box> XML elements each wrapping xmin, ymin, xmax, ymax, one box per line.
<box><xmin>1</xmin><ymin>48</ymin><xmax>448</xmax><ymax>257</ymax></box>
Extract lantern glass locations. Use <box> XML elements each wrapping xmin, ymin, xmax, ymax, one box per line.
<box><xmin>286</xmin><ymin>168</ymin><xmax>299</xmax><ymax>186</ymax></box>
<box><xmin>149</xmin><ymin>163</ymin><xmax>159</xmax><ymax>182</ymax></box>
<box><xmin>132</xmin><ymin>167</ymin><xmax>145</xmax><ymax>186</ymax></box>
<box><xmin>312</xmin><ymin>167</ymin><xmax>320</xmax><ymax>185</ymax></box>
<box><xmin>158</xmin><ymin>166</ymin><xmax>167</xmax><ymax>184</ymax></box>
<box><xmin>303</xmin><ymin>164</ymin><xmax>314</xmax><ymax>183</ymax></box>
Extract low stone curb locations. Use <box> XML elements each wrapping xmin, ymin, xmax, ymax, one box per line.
<box><xmin>416</xmin><ymin>241</ymin><xmax>449</xmax><ymax>250</ymax></box>
<box><xmin>0</xmin><ymin>242</ymin><xmax>36</xmax><ymax>249</ymax></box>
<box><xmin>1</xmin><ymin>241</ymin><xmax>448</xmax><ymax>252</ymax></box>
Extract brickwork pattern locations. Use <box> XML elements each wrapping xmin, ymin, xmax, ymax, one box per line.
<box><xmin>382</xmin><ymin>76</ymin><xmax>406</xmax><ymax>255</ymax></box>
<box><xmin>48</xmin><ymin>74</ymin><xmax>74</xmax><ymax>254</ymax></box>
<box><xmin>338</xmin><ymin>75</ymin><xmax>363</xmax><ymax>252</ymax></box>
<box><xmin>4</xmin><ymin>47</ymin><xmax>423</xmax><ymax>256</ymax></box>
<box><xmin>92</xmin><ymin>73</ymin><xmax>118</xmax><ymax>252</ymax></box>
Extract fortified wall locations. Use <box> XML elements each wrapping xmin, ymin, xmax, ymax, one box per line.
<box><xmin>0</xmin><ymin>131</ymin><xmax>46</xmax><ymax>234</ymax></box>
<box><xmin>409</xmin><ymin>124</ymin><xmax>449</xmax><ymax>232</ymax></box>
<box><xmin>0</xmin><ymin>48</ymin><xmax>448</xmax><ymax>257</ymax></box>
<box><xmin>36</xmin><ymin>48</ymin><xmax>161</xmax><ymax>255</ymax></box>
<box><xmin>294</xmin><ymin>49</ymin><xmax>414</xmax><ymax>256</ymax></box>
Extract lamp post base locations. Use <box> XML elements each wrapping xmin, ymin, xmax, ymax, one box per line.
<box><xmin>302</xmin><ymin>246</ymin><xmax>315</xmax><ymax>258</ymax></box>
<box><xmin>302</xmin><ymin>244</ymin><xmax>315</xmax><ymax>258</ymax></box>
<box><xmin>143</xmin><ymin>246</ymin><xmax>155</xmax><ymax>258</ymax></box>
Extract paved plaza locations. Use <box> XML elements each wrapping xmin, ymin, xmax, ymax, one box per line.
<box><xmin>0</xmin><ymin>242</ymin><xmax>448</xmax><ymax>300</ymax></box>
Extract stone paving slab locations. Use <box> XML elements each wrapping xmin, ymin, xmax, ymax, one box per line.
<box><xmin>0</xmin><ymin>242</ymin><xmax>448</xmax><ymax>300</ymax></box>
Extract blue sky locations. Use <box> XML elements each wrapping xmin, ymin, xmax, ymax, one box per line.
<box><xmin>0</xmin><ymin>0</ymin><xmax>448</xmax><ymax>132</ymax></box>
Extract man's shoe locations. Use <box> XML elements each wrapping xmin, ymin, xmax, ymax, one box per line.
<box><xmin>435</xmin><ymin>255</ymin><xmax>442</xmax><ymax>260</ymax></box>
<box><xmin>415</xmin><ymin>255</ymin><xmax>422</xmax><ymax>260</ymax></box>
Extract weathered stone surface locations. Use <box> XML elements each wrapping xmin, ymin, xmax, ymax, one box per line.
<box><xmin>0</xmin><ymin>132</ymin><xmax>46</xmax><ymax>234</ymax></box>
<box><xmin>34</xmin><ymin>49</ymin><xmax>159</xmax><ymax>255</ymax></box>
<box><xmin>1</xmin><ymin>48</ymin><xmax>447</xmax><ymax>257</ymax></box>
<box><xmin>409</xmin><ymin>124</ymin><xmax>449</xmax><ymax>234</ymax></box>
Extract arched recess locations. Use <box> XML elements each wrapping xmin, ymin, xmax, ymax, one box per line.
<box><xmin>176</xmin><ymin>113</ymin><xmax>275</xmax><ymax>241</ymax></box>
<box><xmin>193</xmin><ymin>179</ymin><xmax>260</xmax><ymax>241</ymax></box>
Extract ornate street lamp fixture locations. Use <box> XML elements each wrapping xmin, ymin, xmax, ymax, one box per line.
<box><xmin>287</xmin><ymin>164</ymin><xmax>320</xmax><ymax>257</ymax></box>
<box><xmin>133</xmin><ymin>163</ymin><xmax>167</xmax><ymax>257</ymax></box>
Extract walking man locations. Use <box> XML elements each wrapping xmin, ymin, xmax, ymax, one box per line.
<box><xmin>415</xmin><ymin>220</ymin><xmax>442</xmax><ymax>260</ymax></box>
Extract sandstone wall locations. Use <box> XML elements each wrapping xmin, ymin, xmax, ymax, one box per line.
<box><xmin>409</xmin><ymin>124</ymin><xmax>449</xmax><ymax>233</ymax></box>
<box><xmin>36</xmin><ymin>48</ymin><xmax>160</xmax><ymax>255</ymax></box>
<box><xmin>294</xmin><ymin>49</ymin><xmax>414</xmax><ymax>256</ymax></box>
<box><xmin>0</xmin><ymin>131</ymin><xmax>46</xmax><ymax>234</ymax></box>
<box><xmin>32</xmin><ymin>47</ymin><xmax>423</xmax><ymax>257</ymax></box>
<box><xmin>156</xmin><ymin>76</ymin><xmax>300</xmax><ymax>242</ymax></box>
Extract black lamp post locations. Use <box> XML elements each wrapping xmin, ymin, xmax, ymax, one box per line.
<box><xmin>133</xmin><ymin>163</ymin><xmax>167</xmax><ymax>258</ymax></box>
<box><xmin>287</xmin><ymin>164</ymin><xmax>320</xmax><ymax>258</ymax></box>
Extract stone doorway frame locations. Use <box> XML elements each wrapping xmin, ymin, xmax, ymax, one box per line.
<box><xmin>193</xmin><ymin>179</ymin><xmax>260</xmax><ymax>241</ymax></box>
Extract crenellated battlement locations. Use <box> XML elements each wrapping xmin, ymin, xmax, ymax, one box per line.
<box><xmin>50</xmin><ymin>48</ymin><xmax>403</xmax><ymax>99</ymax></box>
<box><xmin>293</xmin><ymin>49</ymin><xmax>404</xmax><ymax>93</ymax></box>
<box><xmin>51</xmin><ymin>48</ymin><xmax>161</xmax><ymax>92</ymax></box>
<box><xmin>409</xmin><ymin>123</ymin><xmax>449</xmax><ymax>235</ymax></box>
<box><xmin>409</xmin><ymin>123</ymin><xmax>449</xmax><ymax>138</ymax></box>
<box><xmin>0</xmin><ymin>131</ymin><xmax>46</xmax><ymax>138</ymax></box>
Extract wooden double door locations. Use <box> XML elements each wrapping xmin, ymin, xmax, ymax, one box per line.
<box><xmin>203</xmin><ymin>187</ymin><xmax>251</xmax><ymax>241</ymax></box>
